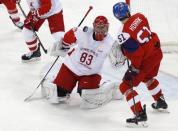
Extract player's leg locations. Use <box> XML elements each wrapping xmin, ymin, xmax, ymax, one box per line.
<box><xmin>78</xmin><ymin>75</ymin><xmax>123</xmax><ymax>109</ymax></box>
<box><xmin>21</xmin><ymin>13</ymin><xmax>45</xmax><ymax>62</ymax></box>
<box><xmin>47</xmin><ymin>11</ymin><xmax>65</xmax><ymax>56</ymax></box>
<box><xmin>3</xmin><ymin>0</ymin><xmax>23</xmax><ymax>29</ymax></box>
<box><xmin>119</xmin><ymin>81</ymin><xmax>147</xmax><ymax>125</ymax></box>
<box><xmin>144</xmin><ymin>65</ymin><xmax>168</xmax><ymax>110</ymax></box>
<box><xmin>143</xmin><ymin>50</ymin><xmax>168</xmax><ymax>110</ymax></box>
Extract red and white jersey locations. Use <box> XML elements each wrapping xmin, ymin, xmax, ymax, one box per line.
<box><xmin>64</xmin><ymin>27</ymin><xmax>114</xmax><ymax>76</ymax></box>
<box><xmin>26</xmin><ymin>0</ymin><xmax>62</xmax><ymax>18</ymax></box>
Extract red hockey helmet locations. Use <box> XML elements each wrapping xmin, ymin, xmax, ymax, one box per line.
<box><xmin>93</xmin><ymin>16</ymin><xmax>109</xmax><ymax>41</ymax></box>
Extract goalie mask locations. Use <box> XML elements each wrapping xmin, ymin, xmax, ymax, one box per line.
<box><xmin>93</xmin><ymin>16</ymin><xmax>109</xmax><ymax>41</ymax></box>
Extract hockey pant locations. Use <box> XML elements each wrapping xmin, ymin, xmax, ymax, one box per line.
<box><xmin>53</xmin><ymin>64</ymin><xmax>102</xmax><ymax>93</ymax></box>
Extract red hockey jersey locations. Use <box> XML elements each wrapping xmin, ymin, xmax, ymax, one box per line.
<box><xmin>117</xmin><ymin>13</ymin><xmax>161</xmax><ymax>70</ymax></box>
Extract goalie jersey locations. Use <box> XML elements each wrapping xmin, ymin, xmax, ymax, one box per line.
<box><xmin>64</xmin><ymin>27</ymin><xmax>114</xmax><ymax>76</ymax></box>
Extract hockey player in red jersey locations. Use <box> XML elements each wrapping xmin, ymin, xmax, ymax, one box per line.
<box><xmin>41</xmin><ymin>16</ymin><xmax>125</xmax><ymax>108</ymax></box>
<box><xmin>21</xmin><ymin>0</ymin><xmax>65</xmax><ymax>62</ymax></box>
<box><xmin>0</xmin><ymin>0</ymin><xmax>23</xmax><ymax>29</ymax></box>
<box><xmin>112</xmin><ymin>2</ymin><xmax>168</xmax><ymax>126</ymax></box>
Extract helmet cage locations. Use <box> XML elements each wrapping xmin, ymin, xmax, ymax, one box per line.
<box><xmin>93</xmin><ymin>22</ymin><xmax>108</xmax><ymax>36</ymax></box>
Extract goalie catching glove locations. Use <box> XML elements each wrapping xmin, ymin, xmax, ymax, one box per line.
<box><xmin>109</xmin><ymin>41</ymin><xmax>126</xmax><ymax>68</ymax></box>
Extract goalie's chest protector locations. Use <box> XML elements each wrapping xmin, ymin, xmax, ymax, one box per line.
<box><xmin>26</xmin><ymin>0</ymin><xmax>62</xmax><ymax>18</ymax></box>
<box><xmin>64</xmin><ymin>28</ymin><xmax>114</xmax><ymax>76</ymax></box>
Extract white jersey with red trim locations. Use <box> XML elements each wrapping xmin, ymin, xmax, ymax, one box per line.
<box><xmin>64</xmin><ymin>27</ymin><xmax>114</xmax><ymax>76</ymax></box>
<box><xmin>26</xmin><ymin>0</ymin><xmax>62</xmax><ymax>18</ymax></box>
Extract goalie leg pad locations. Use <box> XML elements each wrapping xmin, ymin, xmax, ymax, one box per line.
<box><xmin>41</xmin><ymin>79</ymin><xmax>70</xmax><ymax>103</ymax></box>
<box><xmin>80</xmin><ymin>81</ymin><xmax>123</xmax><ymax>109</ymax></box>
<box><xmin>41</xmin><ymin>79</ymin><xmax>59</xmax><ymax>103</ymax></box>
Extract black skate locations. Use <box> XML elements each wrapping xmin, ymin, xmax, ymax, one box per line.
<box><xmin>10</xmin><ymin>16</ymin><xmax>24</xmax><ymax>29</ymax></box>
<box><xmin>152</xmin><ymin>95</ymin><xmax>169</xmax><ymax>113</ymax></box>
<box><xmin>21</xmin><ymin>47</ymin><xmax>41</xmax><ymax>62</ymax></box>
<box><xmin>126</xmin><ymin>105</ymin><xmax>148</xmax><ymax>127</ymax></box>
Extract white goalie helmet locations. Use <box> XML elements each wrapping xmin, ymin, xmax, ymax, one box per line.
<box><xmin>109</xmin><ymin>41</ymin><xmax>126</xmax><ymax>68</ymax></box>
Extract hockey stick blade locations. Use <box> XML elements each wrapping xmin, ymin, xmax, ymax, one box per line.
<box><xmin>24</xmin><ymin>86</ymin><xmax>39</xmax><ymax>102</ymax></box>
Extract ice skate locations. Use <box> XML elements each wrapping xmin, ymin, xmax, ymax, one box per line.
<box><xmin>152</xmin><ymin>95</ymin><xmax>169</xmax><ymax>113</ymax></box>
<box><xmin>126</xmin><ymin>105</ymin><xmax>148</xmax><ymax>128</ymax></box>
<box><xmin>21</xmin><ymin>46</ymin><xmax>41</xmax><ymax>62</ymax></box>
<box><xmin>10</xmin><ymin>16</ymin><xmax>24</xmax><ymax>29</ymax></box>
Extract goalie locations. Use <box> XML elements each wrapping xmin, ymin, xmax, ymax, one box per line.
<box><xmin>41</xmin><ymin>15</ymin><xmax>126</xmax><ymax>109</ymax></box>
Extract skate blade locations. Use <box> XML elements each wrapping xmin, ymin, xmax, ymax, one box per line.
<box><xmin>126</xmin><ymin>121</ymin><xmax>148</xmax><ymax>128</ymax></box>
<box><xmin>152</xmin><ymin>108</ymin><xmax>170</xmax><ymax>113</ymax></box>
<box><xmin>22</xmin><ymin>57</ymin><xmax>41</xmax><ymax>63</ymax></box>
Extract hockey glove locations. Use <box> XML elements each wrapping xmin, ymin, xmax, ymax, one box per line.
<box><xmin>123</xmin><ymin>67</ymin><xmax>139</xmax><ymax>81</ymax></box>
<box><xmin>123</xmin><ymin>66</ymin><xmax>144</xmax><ymax>87</ymax></box>
<box><xmin>24</xmin><ymin>10</ymin><xmax>39</xmax><ymax>25</ymax></box>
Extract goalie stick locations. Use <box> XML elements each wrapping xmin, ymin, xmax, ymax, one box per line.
<box><xmin>24</xmin><ymin>6</ymin><xmax>93</xmax><ymax>102</ymax></box>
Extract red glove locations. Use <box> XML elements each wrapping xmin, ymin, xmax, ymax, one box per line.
<box><xmin>24</xmin><ymin>10</ymin><xmax>39</xmax><ymax>25</ymax></box>
<box><xmin>123</xmin><ymin>68</ymin><xmax>138</xmax><ymax>81</ymax></box>
<box><xmin>123</xmin><ymin>66</ymin><xmax>144</xmax><ymax>87</ymax></box>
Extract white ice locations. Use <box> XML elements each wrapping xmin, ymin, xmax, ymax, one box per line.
<box><xmin>0</xmin><ymin>0</ymin><xmax>178</xmax><ymax>131</ymax></box>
